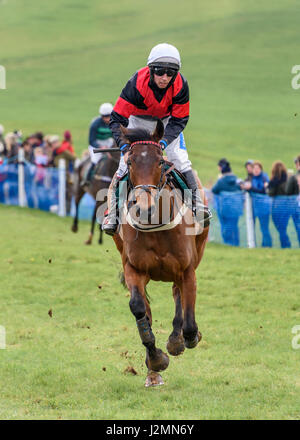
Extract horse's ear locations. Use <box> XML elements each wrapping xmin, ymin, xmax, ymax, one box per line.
<box><xmin>152</xmin><ymin>119</ymin><xmax>164</xmax><ymax>142</ymax></box>
<box><xmin>120</xmin><ymin>124</ymin><xmax>130</xmax><ymax>144</ymax></box>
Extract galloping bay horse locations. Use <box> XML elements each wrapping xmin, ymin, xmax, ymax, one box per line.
<box><xmin>71</xmin><ymin>149</ymin><xmax>120</xmax><ymax>244</ymax></box>
<box><xmin>113</xmin><ymin>120</ymin><xmax>209</xmax><ymax>387</ymax></box>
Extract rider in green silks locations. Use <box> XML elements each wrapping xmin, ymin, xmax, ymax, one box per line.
<box><xmin>81</xmin><ymin>103</ymin><xmax>114</xmax><ymax>187</ymax></box>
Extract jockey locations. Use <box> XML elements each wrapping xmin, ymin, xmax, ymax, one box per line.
<box><xmin>81</xmin><ymin>102</ymin><xmax>114</xmax><ymax>187</ymax></box>
<box><xmin>102</xmin><ymin>43</ymin><xmax>211</xmax><ymax>235</ymax></box>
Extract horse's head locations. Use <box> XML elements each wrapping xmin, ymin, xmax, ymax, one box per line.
<box><xmin>121</xmin><ymin>120</ymin><xmax>165</xmax><ymax>222</ymax></box>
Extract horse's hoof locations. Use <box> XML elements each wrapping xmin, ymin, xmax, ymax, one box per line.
<box><xmin>85</xmin><ymin>240</ymin><xmax>92</xmax><ymax>245</ymax></box>
<box><xmin>146</xmin><ymin>349</ymin><xmax>169</xmax><ymax>372</ymax></box>
<box><xmin>166</xmin><ymin>334</ymin><xmax>185</xmax><ymax>356</ymax></box>
<box><xmin>71</xmin><ymin>225</ymin><xmax>78</xmax><ymax>233</ymax></box>
<box><xmin>184</xmin><ymin>331</ymin><xmax>202</xmax><ymax>349</ymax></box>
<box><xmin>145</xmin><ymin>371</ymin><xmax>164</xmax><ymax>388</ymax></box>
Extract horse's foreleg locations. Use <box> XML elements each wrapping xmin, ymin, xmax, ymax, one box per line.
<box><xmin>124</xmin><ymin>263</ymin><xmax>169</xmax><ymax>384</ymax></box>
<box><xmin>180</xmin><ymin>266</ymin><xmax>202</xmax><ymax>349</ymax></box>
<box><xmin>166</xmin><ymin>284</ymin><xmax>185</xmax><ymax>356</ymax></box>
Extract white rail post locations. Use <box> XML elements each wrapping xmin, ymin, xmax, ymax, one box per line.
<box><xmin>245</xmin><ymin>192</ymin><xmax>256</xmax><ymax>248</ymax></box>
<box><xmin>18</xmin><ymin>148</ymin><xmax>27</xmax><ymax>207</ymax></box>
<box><xmin>58</xmin><ymin>158</ymin><xmax>66</xmax><ymax>217</ymax></box>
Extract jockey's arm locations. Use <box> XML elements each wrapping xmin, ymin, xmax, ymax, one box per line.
<box><xmin>88</xmin><ymin>118</ymin><xmax>101</xmax><ymax>148</ymax></box>
<box><xmin>162</xmin><ymin>76</ymin><xmax>190</xmax><ymax>147</ymax></box>
<box><xmin>109</xmin><ymin>110</ymin><xmax>129</xmax><ymax>148</ymax></box>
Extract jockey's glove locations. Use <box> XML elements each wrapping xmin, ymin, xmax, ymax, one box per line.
<box><xmin>159</xmin><ymin>139</ymin><xmax>168</xmax><ymax>150</ymax></box>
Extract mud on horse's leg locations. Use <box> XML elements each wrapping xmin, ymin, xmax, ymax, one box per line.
<box><xmin>181</xmin><ymin>266</ymin><xmax>202</xmax><ymax>349</ymax></box>
<box><xmin>167</xmin><ymin>284</ymin><xmax>185</xmax><ymax>356</ymax></box>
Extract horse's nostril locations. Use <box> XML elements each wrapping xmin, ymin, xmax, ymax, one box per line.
<box><xmin>136</xmin><ymin>206</ymin><xmax>141</xmax><ymax>217</ymax></box>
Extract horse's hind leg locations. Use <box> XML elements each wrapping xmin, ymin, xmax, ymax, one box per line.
<box><xmin>124</xmin><ymin>263</ymin><xmax>169</xmax><ymax>386</ymax></box>
<box><xmin>180</xmin><ymin>266</ymin><xmax>202</xmax><ymax>349</ymax></box>
<box><xmin>85</xmin><ymin>204</ymin><xmax>97</xmax><ymax>245</ymax></box>
<box><xmin>166</xmin><ymin>284</ymin><xmax>185</xmax><ymax>356</ymax></box>
<box><xmin>71</xmin><ymin>187</ymin><xmax>84</xmax><ymax>233</ymax></box>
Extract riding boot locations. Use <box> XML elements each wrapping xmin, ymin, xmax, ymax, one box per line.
<box><xmin>182</xmin><ymin>169</ymin><xmax>212</xmax><ymax>227</ymax></box>
<box><xmin>102</xmin><ymin>174</ymin><xmax>119</xmax><ymax>236</ymax></box>
<box><xmin>80</xmin><ymin>163</ymin><xmax>95</xmax><ymax>187</ymax></box>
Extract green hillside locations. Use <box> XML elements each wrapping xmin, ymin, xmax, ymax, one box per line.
<box><xmin>1</xmin><ymin>0</ymin><xmax>300</xmax><ymax>184</ymax></box>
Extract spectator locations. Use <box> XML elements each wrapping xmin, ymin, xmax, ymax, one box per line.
<box><xmin>34</xmin><ymin>147</ymin><xmax>48</xmax><ymax>184</ymax></box>
<box><xmin>286</xmin><ymin>155</ymin><xmax>300</xmax><ymax>195</ymax></box>
<box><xmin>14</xmin><ymin>130</ymin><xmax>23</xmax><ymax>147</ymax></box>
<box><xmin>247</xmin><ymin>161</ymin><xmax>269</xmax><ymax>194</ymax></box>
<box><xmin>286</xmin><ymin>155</ymin><xmax>300</xmax><ymax>245</ymax></box>
<box><xmin>212</xmin><ymin>159</ymin><xmax>243</xmax><ymax>246</ymax></box>
<box><xmin>244</xmin><ymin>159</ymin><xmax>254</xmax><ymax>182</ymax></box>
<box><xmin>28</xmin><ymin>132</ymin><xmax>44</xmax><ymax>149</ymax></box>
<box><xmin>212</xmin><ymin>158</ymin><xmax>242</xmax><ymax>194</ymax></box>
<box><xmin>267</xmin><ymin>161</ymin><xmax>288</xmax><ymax>196</ymax></box>
<box><xmin>0</xmin><ymin>124</ymin><xmax>7</xmax><ymax>158</ymax></box>
<box><xmin>22</xmin><ymin>139</ymin><xmax>34</xmax><ymax>163</ymax></box>
<box><xmin>55</xmin><ymin>130</ymin><xmax>75</xmax><ymax>155</ymax></box>
<box><xmin>50</xmin><ymin>135</ymin><xmax>75</xmax><ymax>167</ymax></box>
<box><xmin>245</xmin><ymin>161</ymin><xmax>272</xmax><ymax>247</ymax></box>
<box><xmin>4</xmin><ymin>132</ymin><xmax>19</xmax><ymax>160</ymax></box>
<box><xmin>267</xmin><ymin>161</ymin><xmax>291</xmax><ymax>248</ymax></box>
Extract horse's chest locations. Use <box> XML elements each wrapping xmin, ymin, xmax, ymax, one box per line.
<box><xmin>126</xmin><ymin>241</ymin><xmax>190</xmax><ymax>281</ymax></box>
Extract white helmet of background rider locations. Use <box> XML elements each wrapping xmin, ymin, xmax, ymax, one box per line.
<box><xmin>147</xmin><ymin>43</ymin><xmax>181</xmax><ymax>70</ymax></box>
<box><xmin>99</xmin><ymin>102</ymin><xmax>113</xmax><ymax>117</ymax></box>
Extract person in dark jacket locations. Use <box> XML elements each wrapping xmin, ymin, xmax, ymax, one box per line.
<box><xmin>102</xmin><ymin>43</ymin><xmax>211</xmax><ymax>235</ymax></box>
<box><xmin>212</xmin><ymin>159</ymin><xmax>243</xmax><ymax>246</ymax></box>
<box><xmin>212</xmin><ymin>159</ymin><xmax>242</xmax><ymax>194</ymax></box>
<box><xmin>247</xmin><ymin>161</ymin><xmax>272</xmax><ymax>247</ymax></box>
<box><xmin>267</xmin><ymin>161</ymin><xmax>290</xmax><ymax>248</ymax></box>
<box><xmin>286</xmin><ymin>155</ymin><xmax>300</xmax><ymax>195</ymax></box>
<box><xmin>267</xmin><ymin>161</ymin><xmax>288</xmax><ymax>196</ymax></box>
<box><xmin>82</xmin><ymin>103</ymin><xmax>114</xmax><ymax>187</ymax></box>
<box><xmin>286</xmin><ymin>155</ymin><xmax>300</xmax><ymax>245</ymax></box>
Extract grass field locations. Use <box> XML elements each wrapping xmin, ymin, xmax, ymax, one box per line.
<box><xmin>1</xmin><ymin>0</ymin><xmax>300</xmax><ymax>421</ymax></box>
<box><xmin>1</xmin><ymin>0</ymin><xmax>300</xmax><ymax>185</ymax></box>
<box><xmin>0</xmin><ymin>205</ymin><xmax>299</xmax><ymax>420</ymax></box>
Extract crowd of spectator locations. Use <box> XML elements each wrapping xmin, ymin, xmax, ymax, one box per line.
<box><xmin>1</xmin><ymin>122</ymin><xmax>300</xmax><ymax>247</ymax></box>
<box><xmin>211</xmin><ymin>156</ymin><xmax>300</xmax><ymax>247</ymax></box>
<box><xmin>0</xmin><ymin>124</ymin><xmax>77</xmax><ymax>170</ymax></box>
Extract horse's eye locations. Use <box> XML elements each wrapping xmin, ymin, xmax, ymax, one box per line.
<box><xmin>127</xmin><ymin>159</ymin><xmax>132</xmax><ymax>166</ymax></box>
<box><xmin>159</xmin><ymin>159</ymin><xmax>164</xmax><ymax>166</ymax></box>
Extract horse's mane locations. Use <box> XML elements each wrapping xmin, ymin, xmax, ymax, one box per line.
<box><xmin>122</xmin><ymin>128</ymin><xmax>154</xmax><ymax>144</ymax></box>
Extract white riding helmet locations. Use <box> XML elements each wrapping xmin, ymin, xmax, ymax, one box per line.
<box><xmin>147</xmin><ymin>43</ymin><xmax>181</xmax><ymax>69</ymax></box>
<box><xmin>99</xmin><ymin>102</ymin><xmax>113</xmax><ymax>116</ymax></box>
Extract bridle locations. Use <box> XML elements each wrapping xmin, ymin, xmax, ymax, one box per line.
<box><xmin>123</xmin><ymin>140</ymin><xmax>186</xmax><ymax>232</ymax></box>
<box><xmin>127</xmin><ymin>141</ymin><xmax>170</xmax><ymax>196</ymax></box>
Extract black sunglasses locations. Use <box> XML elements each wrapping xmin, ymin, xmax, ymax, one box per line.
<box><xmin>152</xmin><ymin>67</ymin><xmax>178</xmax><ymax>77</ymax></box>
